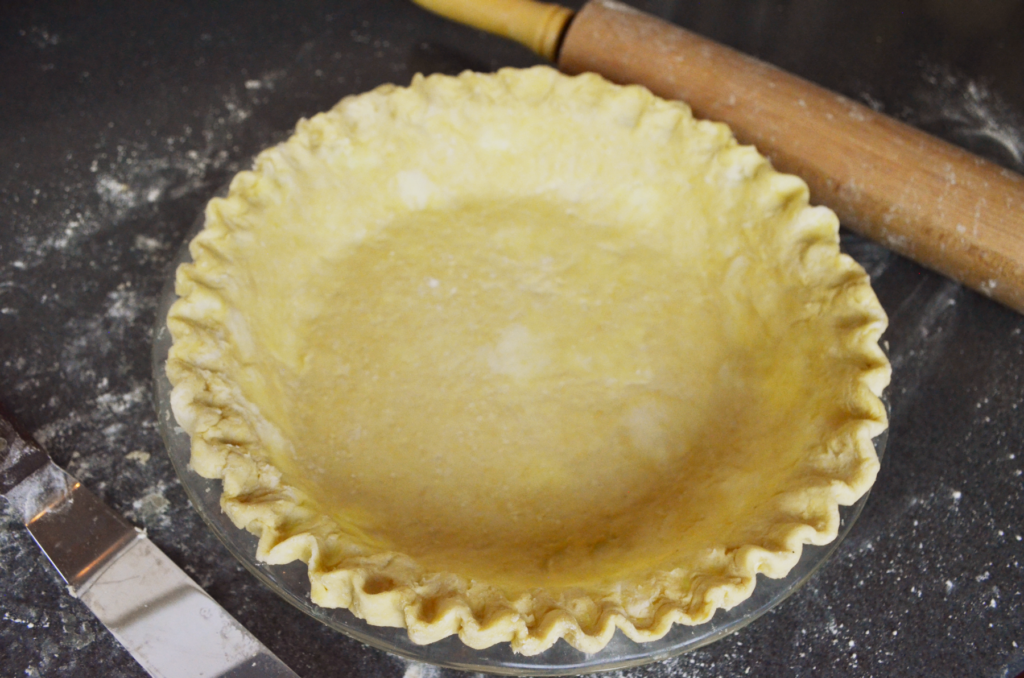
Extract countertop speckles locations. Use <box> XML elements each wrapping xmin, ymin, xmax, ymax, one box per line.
<box><xmin>2</xmin><ymin>1</ymin><xmax>1023</xmax><ymax>677</ymax></box>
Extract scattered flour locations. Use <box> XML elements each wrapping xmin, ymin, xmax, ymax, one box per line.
<box><xmin>20</xmin><ymin>26</ymin><xmax>60</xmax><ymax>49</ymax></box>
<box><xmin>96</xmin><ymin>384</ymin><xmax>147</xmax><ymax>416</ymax></box>
<box><xmin>95</xmin><ymin>175</ymin><xmax>138</xmax><ymax>212</ymax></box>
<box><xmin>401</xmin><ymin>662</ymin><xmax>440</xmax><ymax>678</ymax></box>
<box><xmin>7</xmin><ymin>68</ymin><xmax>287</xmax><ymax>271</ymax></box>
<box><xmin>104</xmin><ymin>287</ymin><xmax>141</xmax><ymax>322</ymax></box>
<box><xmin>125</xmin><ymin>450</ymin><xmax>151</xmax><ymax>465</ymax></box>
<box><xmin>132</xmin><ymin>489</ymin><xmax>171</xmax><ymax>524</ymax></box>
<box><xmin>243</xmin><ymin>69</ymin><xmax>285</xmax><ymax>92</ymax></box>
<box><xmin>133</xmin><ymin>234</ymin><xmax>163</xmax><ymax>253</ymax></box>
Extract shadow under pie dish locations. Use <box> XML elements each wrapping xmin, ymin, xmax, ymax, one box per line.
<box><xmin>165</xmin><ymin>66</ymin><xmax>890</xmax><ymax>656</ymax></box>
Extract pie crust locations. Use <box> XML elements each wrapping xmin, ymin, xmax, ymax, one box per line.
<box><xmin>166</xmin><ymin>66</ymin><xmax>890</xmax><ymax>655</ymax></box>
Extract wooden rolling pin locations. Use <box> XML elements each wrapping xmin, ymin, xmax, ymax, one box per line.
<box><xmin>412</xmin><ymin>0</ymin><xmax>1024</xmax><ymax>314</ymax></box>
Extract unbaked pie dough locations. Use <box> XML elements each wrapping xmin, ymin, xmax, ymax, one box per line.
<box><xmin>166</xmin><ymin>67</ymin><xmax>890</xmax><ymax>655</ymax></box>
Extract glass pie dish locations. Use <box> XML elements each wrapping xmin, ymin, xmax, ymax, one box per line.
<box><xmin>153</xmin><ymin>206</ymin><xmax>888</xmax><ymax>676</ymax></box>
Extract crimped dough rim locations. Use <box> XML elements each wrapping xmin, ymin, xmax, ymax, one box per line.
<box><xmin>166</xmin><ymin>67</ymin><xmax>890</xmax><ymax>655</ymax></box>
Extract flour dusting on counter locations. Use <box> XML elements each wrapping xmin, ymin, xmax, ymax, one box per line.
<box><xmin>910</xmin><ymin>62</ymin><xmax>1024</xmax><ymax>171</ymax></box>
<box><xmin>401</xmin><ymin>662</ymin><xmax>440</xmax><ymax>678</ymax></box>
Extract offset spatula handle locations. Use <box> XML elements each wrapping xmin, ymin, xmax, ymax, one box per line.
<box><xmin>412</xmin><ymin>0</ymin><xmax>1024</xmax><ymax>315</ymax></box>
<box><xmin>0</xmin><ymin>409</ymin><xmax>300</xmax><ymax>678</ymax></box>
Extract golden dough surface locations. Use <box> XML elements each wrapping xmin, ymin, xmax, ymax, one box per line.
<box><xmin>166</xmin><ymin>67</ymin><xmax>890</xmax><ymax>654</ymax></box>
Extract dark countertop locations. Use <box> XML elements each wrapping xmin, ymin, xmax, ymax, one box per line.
<box><xmin>2</xmin><ymin>1</ymin><xmax>1022</xmax><ymax>676</ymax></box>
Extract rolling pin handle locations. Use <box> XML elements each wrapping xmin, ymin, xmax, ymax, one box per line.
<box><xmin>411</xmin><ymin>0</ymin><xmax>574</xmax><ymax>61</ymax></box>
